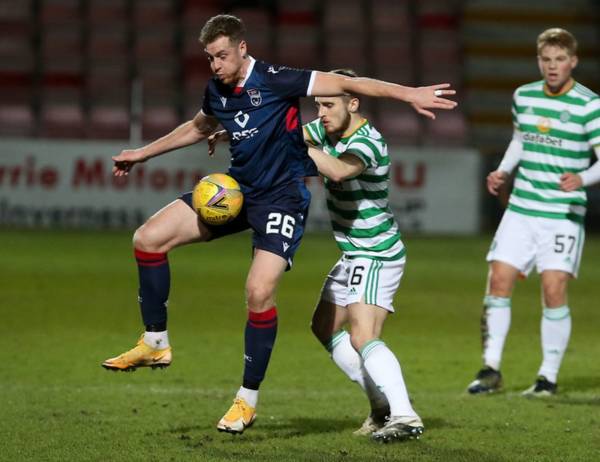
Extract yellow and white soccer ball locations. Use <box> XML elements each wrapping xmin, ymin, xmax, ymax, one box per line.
<box><xmin>192</xmin><ymin>173</ymin><xmax>243</xmax><ymax>225</ymax></box>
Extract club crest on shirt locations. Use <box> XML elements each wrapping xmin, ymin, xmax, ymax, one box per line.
<box><xmin>559</xmin><ymin>110</ymin><xmax>571</xmax><ymax>123</ymax></box>
<box><xmin>247</xmin><ymin>89</ymin><xmax>262</xmax><ymax>107</ymax></box>
<box><xmin>220</xmin><ymin>96</ymin><xmax>227</xmax><ymax>108</ymax></box>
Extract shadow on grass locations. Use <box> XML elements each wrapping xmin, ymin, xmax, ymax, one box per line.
<box><xmin>166</xmin><ymin>417</ymin><xmax>357</xmax><ymax>446</ymax></box>
<box><xmin>180</xmin><ymin>431</ymin><xmax>508</xmax><ymax>462</ymax></box>
<box><xmin>515</xmin><ymin>376</ymin><xmax>600</xmax><ymax>406</ymax></box>
<box><xmin>166</xmin><ymin>417</ymin><xmax>511</xmax><ymax>462</ymax></box>
<box><xmin>422</xmin><ymin>417</ymin><xmax>459</xmax><ymax>430</ymax></box>
<box><xmin>559</xmin><ymin>375</ymin><xmax>600</xmax><ymax>393</ymax></box>
<box><xmin>259</xmin><ymin>416</ymin><xmax>358</xmax><ymax>436</ymax></box>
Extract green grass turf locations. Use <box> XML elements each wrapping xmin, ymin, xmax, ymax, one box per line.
<box><xmin>1</xmin><ymin>230</ymin><xmax>599</xmax><ymax>461</ymax></box>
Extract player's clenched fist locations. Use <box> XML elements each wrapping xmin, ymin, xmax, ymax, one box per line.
<box><xmin>487</xmin><ymin>170</ymin><xmax>508</xmax><ymax>196</ymax></box>
<box><xmin>559</xmin><ymin>172</ymin><xmax>583</xmax><ymax>192</ymax></box>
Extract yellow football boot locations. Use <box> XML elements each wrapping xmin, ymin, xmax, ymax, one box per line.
<box><xmin>216</xmin><ymin>397</ymin><xmax>256</xmax><ymax>434</ymax></box>
<box><xmin>102</xmin><ymin>335</ymin><xmax>172</xmax><ymax>371</ymax></box>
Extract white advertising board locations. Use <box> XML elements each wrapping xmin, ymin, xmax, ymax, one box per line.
<box><xmin>0</xmin><ymin>139</ymin><xmax>481</xmax><ymax>234</ymax></box>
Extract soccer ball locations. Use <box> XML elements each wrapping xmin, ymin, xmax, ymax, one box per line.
<box><xmin>192</xmin><ymin>173</ymin><xmax>244</xmax><ymax>225</ymax></box>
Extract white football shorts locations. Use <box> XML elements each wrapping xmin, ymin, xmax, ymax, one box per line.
<box><xmin>320</xmin><ymin>255</ymin><xmax>405</xmax><ymax>312</ymax></box>
<box><xmin>486</xmin><ymin>209</ymin><xmax>585</xmax><ymax>277</ymax></box>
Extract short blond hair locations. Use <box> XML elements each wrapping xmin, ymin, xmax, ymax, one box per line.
<box><xmin>537</xmin><ymin>28</ymin><xmax>577</xmax><ymax>56</ymax></box>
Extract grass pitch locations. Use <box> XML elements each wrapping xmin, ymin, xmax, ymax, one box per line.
<box><xmin>1</xmin><ymin>230</ymin><xmax>599</xmax><ymax>461</ymax></box>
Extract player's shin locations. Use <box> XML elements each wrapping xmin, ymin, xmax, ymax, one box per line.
<box><xmin>538</xmin><ymin>306</ymin><xmax>571</xmax><ymax>384</ymax></box>
<box><xmin>241</xmin><ymin>306</ymin><xmax>278</xmax><ymax>406</ymax></box>
<box><xmin>360</xmin><ymin>339</ymin><xmax>417</xmax><ymax>419</ymax></box>
<box><xmin>327</xmin><ymin>330</ymin><xmax>388</xmax><ymax>412</ymax></box>
<box><xmin>135</xmin><ymin>248</ymin><xmax>170</xmax><ymax>348</ymax></box>
<box><xmin>481</xmin><ymin>295</ymin><xmax>511</xmax><ymax>370</ymax></box>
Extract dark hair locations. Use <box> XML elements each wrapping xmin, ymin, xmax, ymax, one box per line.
<box><xmin>199</xmin><ymin>14</ymin><xmax>246</xmax><ymax>46</ymax></box>
<box><xmin>331</xmin><ymin>68</ymin><xmax>358</xmax><ymax>78</ymax></box>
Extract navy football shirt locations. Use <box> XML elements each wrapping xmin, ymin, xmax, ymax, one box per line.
<box><xmin>201</xmin><ymin>58</ymin><xmax>318</xmax><ymax>198</ymax></box>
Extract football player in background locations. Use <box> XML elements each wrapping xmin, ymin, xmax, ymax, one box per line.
<box><xmin>467</xmin><ymin>28</ymin><xmax>600</xmax><ymax>396</ymax></box>
<box><xmin>102</xmin><ymin>14</ymin><xmax>456</xmax><ymax>434</ymax></box>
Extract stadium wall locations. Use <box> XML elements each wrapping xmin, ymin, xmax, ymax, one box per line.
<box><xmin>0</xmin><ymin>139</ymin><xmax>481</xmax><ymax>234</ymax></box>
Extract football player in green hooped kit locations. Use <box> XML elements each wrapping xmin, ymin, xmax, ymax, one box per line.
<box><xmin>467</xmin><ymin>28</ymin><xmax>600</xmax><ymax>396</ymax></box>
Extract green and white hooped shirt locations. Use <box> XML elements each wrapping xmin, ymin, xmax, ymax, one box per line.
<box><xmin>509</xmin><ymin>80</ymin><xmax>600</xmax><ymax>223</ymax></box>
<box><xmin>304</xmin><ymin>118</ymin><xmax>405</xmax><ymax>260</ymax></box>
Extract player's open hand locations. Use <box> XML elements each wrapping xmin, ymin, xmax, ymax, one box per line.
<box><xmin>409</xmin><ymin>84</ymin><xmax>457</xmax><ymax>119</ymax></box>
<box><xmin>559</xmin><ymin>172</ymin><xmax>583</xmax><ymax>192</ymax></box>
<box><xmin>487</xmin><ymin>170</ymin><xmax>508</xmax><ymax>196</ymax></box>
<box><xmin>207</xmin><ymin>130</ymin><xmax>229</xmax><ymax>157</ymax></box>
<box><xmin>112</xmin><ymin>149</ymin><xmax>146</xmax><ymax>176</ymax></box>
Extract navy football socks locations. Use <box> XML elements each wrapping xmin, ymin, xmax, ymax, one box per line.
<box><xmin>242</xmin><ymin>307</ymin><xmax>278</xmax><ymax>390</ymax></box>
<box><xmin>135</xmin><ymin>248</ymin><xmax>170</xmax><ymax>331</ymax></box>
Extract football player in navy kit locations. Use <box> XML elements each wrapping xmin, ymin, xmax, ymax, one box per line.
<box><xmin>103</xmin><ymin>14</ymin><xmax>457</xmax><ymax>434</ymax></box>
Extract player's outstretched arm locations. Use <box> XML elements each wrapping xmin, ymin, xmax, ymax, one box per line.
<box><xmin>310</xmin><ymin>72</ymin><xmax>457</xmax><ymax>120</ymax></box>
<box><xmin>112</xmin><ymin>111</ymin><xmax>219</xmax><ymax>176</ymax></box>
<box><xmin>307</xmin><ymin>147</ymin><xmax>365</xmax><ymax>182</ymax></box>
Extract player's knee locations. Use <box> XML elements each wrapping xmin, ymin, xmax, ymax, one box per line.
<box><xmin>349</xmin><ymin>330</ymin><xmax>375</xmax><ymax>353</ymax></box>
<box><xmin>133</xmin><ymin>224</ymin><xmax>167</xmax><ymax>253</ymax></box>
<box><xmin>541</xmin><ymin>274</ymin><xmax>568</xmax><ymax>307</ymax></box>
<box><xmin>245</xmin><ymin>283</ymin><xmax>274</xmax><ymax>311</ymax></box>
<box><xmin>488</xmin><ymin>271</ymin><xmax>513</xmax><ymax>297</ymax></box>
<box><xmin>542</xmin><ymin>285</ymin><xmax>567</xmax><ymax>307</ymax></box>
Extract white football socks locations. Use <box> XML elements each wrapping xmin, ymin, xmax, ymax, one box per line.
<box><xmin>360</xmin><ymin>339</ymin><xmax>417</xmax><ymax>418</ymax></box>
<box><xmin>482</xmin><ymin>295</ymin><xmax>511</xmax><ymax>371</ymax></box>
<box><xmin>538</xmin><ymin>306</ymin><xmax>571</xmax><ymax>384</ymax></box>
<box><xmin>143</xmin><ymin>330</ymin><xmax>170</xmax><ymax>349</ymax></box>
<box><xmin>328</xmin><ymin>330</ymin><xmax>388</xmax><ymax>411</ymax></box>
<box><xmin>236</xmin><ymin>386</ymin><xmax>258</xmax><ymax>408</ymax></box>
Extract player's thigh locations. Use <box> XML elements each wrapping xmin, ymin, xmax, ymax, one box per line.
<box><xmin>536</xmin><ymin>218</ymin><xmax>585</xmax><ymax>278</ymax></box>
<box><xmin>540</xmin><ymin>270</ymin><xmax>570</xmax><ymax>307</ymax></box>
<box><xmin>311</xmin><ymin>300</ymin><xmax>350</xmax><ymax>344</ymax></box>
<box><xmin>345</xmin><ymin>257</ymin><xmax>404</xmax><ymax>312</ymax></box>
<box><xmin>245</xmin><ymin>248</ymin><xmax>288</xmax><ymax>311</ymax></box>
<box><xmin>319</xmin><ymin>256</ymin><xmax>352</xmax><ymax>310</ymax></box>
<box><xmin>247</xmin><ymin>181</ymin><xmax>311</xmax><ymax>270</ymax></box>
<box><xmin>134</xmin><ymin>199</ymin><xmax>212</xmax><ymax>253</ymax></box>
<box><xmin>487</xmin><ymin>210</ymin><xmax>536</xmax><ymax>275</ymax></box>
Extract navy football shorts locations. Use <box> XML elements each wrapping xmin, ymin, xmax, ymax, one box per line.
<box><xmin>180</xmin><ymin>180</ymin><xmax>311</xmax><ymax>269</ymax></box>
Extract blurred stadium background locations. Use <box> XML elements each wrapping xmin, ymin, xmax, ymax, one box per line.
<box><xmin>1</xmin><ymin>0</ymin><xmax>599</xmax><ymax>233</ymax></box>
<box><xmin>2</xmin><ymin>2</ymin><xmax>600</xmax><ymax>460</ymax></box>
